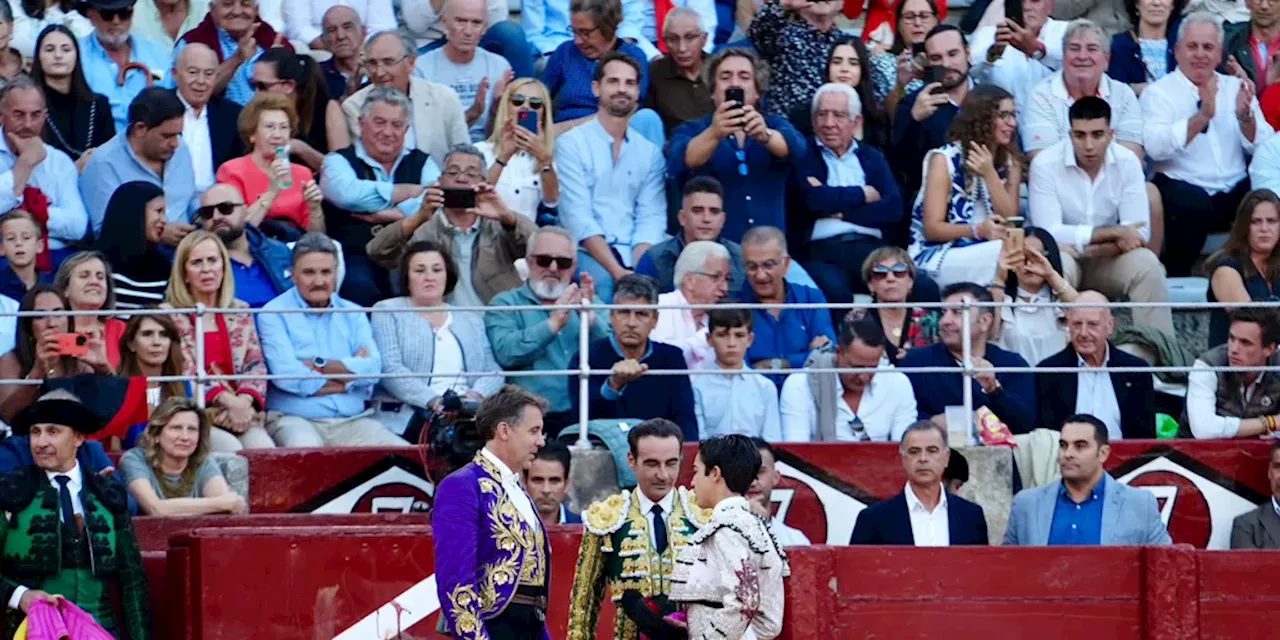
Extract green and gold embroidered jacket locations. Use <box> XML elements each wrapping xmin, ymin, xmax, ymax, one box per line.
<box><xmin>0</xmin><ymin>466</ymin><xmax>150</xmax><ymax>639</ymax></box>
<box><xmin>567</xmin><ymin>486</ymin><xmax>711</xmax><ymax>640</ymax></box>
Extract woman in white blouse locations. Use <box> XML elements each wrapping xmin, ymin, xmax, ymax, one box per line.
<box><xmin>477</xmin><ymin>78</ymin><xmax>559</xmax><ymax>221</ymax></box>
<box><xmin>8</xmin><ymin>0</ymin><xmax>91</xmax><ymax>58</ymax></box>
<box><xmin>989</xmin><ymin>226</ymin><xmax>1078</xmax><ymax>367</ymax></box>
<box><xmin>370</xmin><ymin>241</ymin><xmax>503</xmax><ymax>434</ymax></box>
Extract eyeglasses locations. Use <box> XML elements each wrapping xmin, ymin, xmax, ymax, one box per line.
<box><xmin>99</xmin><ymin>7</ymin><xmax>133</xmax><ymax>21</ymax></box>
<box><xmin>532</xmin><ymin>254</ymin><xmax>574</xmax><ymax>270</ymax></box>
<box><xmin>745</xmin><ymin>259</ymin><xmax>782</xmax><ymax>273</ymax></box>
<box><xmin>572</xmin><ymin>25</ymin><xmax>602</xmax><ymax>39</ymax></box>
<box><xmin>900</xmin><ymin>11</ymin><xmax>935</xmax><ymax>22</ymax></box>
<box><xmin>510</xmin><ymin>95</ymin><xmax>545</xmax><ymax>110</ymax></box>
<box><xmin>366</xmin><ymin>55</ymin><xmax>408</xmax><ymax>71</ymax></box>
<box><xmin>195</xmin><ymin>202</ymin><xmax>242</xmax><ymax>220</ymax></box>
<box><xmin>663</xmin><ymin>32</ymin><xmax>704</xmax><ymax>48</ymax></box>
<box><xmin>693</xmin><ymin>271</ymin><xmax>730</xmax><ymax>284</ymax></box>
<box><xmin>869</xmin><ymin>262</ymin><xmax>911</xmax><ymax>280</ymax></box>
<box><xmin>997</xmin><ymin>110</ymin><xmax>1017</xmax><ymax>124</ymax></box>
<box><xmin>445</xmin><ymin>168</ymin><xmax>485</xmax><ymax>181</ymax></box>
<box><xmin>250</xmin><ymin>79</ymin><xmax>287</xmax><ymax>92</ymax></box>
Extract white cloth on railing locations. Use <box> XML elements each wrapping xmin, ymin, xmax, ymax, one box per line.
<box><xmin>1011</xmin><ymin>428</ymin><xmax>1062</xmax><ymax>489</ymax></box>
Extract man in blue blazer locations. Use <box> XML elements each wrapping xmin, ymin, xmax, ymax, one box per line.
<box><xmin>1005</xmin><ymin>414</ymin><xmax>1172</xmax><ymax>546</ymax></box>
<box><xmin>850</xmin><ymin>421</ymin><xmax>989</xmax><ymax>546</ymax></box>
<box><xmin>1036</xmin><ymin>292</ymin><xmax>1155</xmax><ymax>440</ymax></box>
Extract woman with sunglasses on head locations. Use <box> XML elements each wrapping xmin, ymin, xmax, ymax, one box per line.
<box><xmin>162</xmin><ymin>230</ymin><xmax>274</xmax><ymax>451</ymax></box>
<box><xmin>115</xmin><ymin>313</ymin><xmax>192</xmax><ymax>447</ymax></box>
<box><xmin>215</xmin><ymin>92</ymin><xmax>324</xmax><ymax>243</ymax></box>
<box><xmin>478</xmin><ymin>79</ymin><xmax>559</xmax><ymax>221</ymax></box>
<box><xmin>870</xmin><ymin>0</ymin><xmax>939</xmax><ymax>119</ymax></box>
<box><xmin>0</xmin><ymin>284</ymin><xmax>108</xmax><ymax>421</ymax></box>
<box><xmin>250</xmin><ymin>47</ymin><xmax>349</xmax><ymax>171</ymax></box>
<box><xmin>30</xmin><ymin>24</ymin><xmax>114</xmax><ymax>170</ymax></box>
<box><xmin>989</xmin><ymin>227</ymin><xmax>1078</xmax><ymax>367</ymax></box>
<box><xmin>120</xmin><ymin>397</ymin><xmax>247</xmax><ymax>516</ymax></box>
<box><xmin>1205</xmin><ymin>189</ymin><xmax>1280</xmax><ymax>347</ymax></box>
<box><xmin>370</xmin><ymin>241</ymin><xmax>502</xmax><ymax>435</ymax></box>
<box><xmin>10</xmin><ymin>0</ymin><xmax>91</xmax><ymax>59</ymax></box>
<box><xmin>851</xmin><ymin>246</ymin><xmax>938</xmax><ymax>364</ymax></box>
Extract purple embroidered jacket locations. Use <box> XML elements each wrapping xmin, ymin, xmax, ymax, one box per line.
<box><xmin>433</xmin><ymin>452</ymin><xmax>552</xmax><ymax>640</ymax></box>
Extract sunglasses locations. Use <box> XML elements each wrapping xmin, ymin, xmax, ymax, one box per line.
<box><xmin>869</xmin><ymin>263</ymin><xmax>911</xmax><ymax>280</ymax></box>
<box><xmin>99</xmin><ymin>7</ymin><xmax>133</xmax><ymax>21</ymax></box>
<box><xmin>532</xmin><ymin>254</ymin><xmax>574</xmax><ymax>270</ymax></box>
<box><xmin>195</xmin><ymin>202</ymin><xmax>241</xmax><ymax>220</ymax></box>
<box><xmin>510</xmin><ymin>95</ymin><xmax>545</xmax><ymax>110</ymax></box>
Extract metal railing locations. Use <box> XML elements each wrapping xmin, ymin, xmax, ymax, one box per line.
<box><xmin>4</xmin><ymin>298</ymin><xmax>1280</xmax><ymax>449</ymax></box>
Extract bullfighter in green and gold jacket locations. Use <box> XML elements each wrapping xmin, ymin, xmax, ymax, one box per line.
<box><xmin>0</xmin><ymin>390</ymin><xmax>150</xmax><ymax>639</ymax></box>
<box><xmin>567</xmin><ymin>419</ymin><xmax>710</xmax><ymax>640</ymax></box>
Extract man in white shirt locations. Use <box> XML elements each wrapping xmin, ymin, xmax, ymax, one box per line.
<box><xmin>779</xmin><ymin>313</ymin><xmax>917</xmax><ymax>442</ymax></box>
<box><xmin>1187</xmin><ymin>307</ymin><xmax>1280</xmax><ymax>439</ymax></box>
<box><xmin>748</xmin><ymin>438</ymin><xmax>811</xmax><ymax>546</ymax></box>
<box><xmin>970</xmin><ymin>0</ymin><xmax>1068</xmax><ymax>106</ymax></box>
<box><xmin>1141</xmin><ymin>13</ymin><xmax>1275</xmax><ymax>276</ymax></box>
<box><xmin>173</xmin><ymin>43</ymin><xmax>241</xmax><ymax>194</ymax></box>
<box><xmin>652</xmin><ymin>240</ymin><xmax>730</xmax><ymax>369</ymax></box>
<box><xmin>0</xmin><ymin>77</ymin><xmax>88</xmax><ymax>263</ymax></box>
<box><xmin>413</xmin><ymin>0</ymin><xmax>513</xmax><ymax>142</ymax></box>
<box><xmin>850</xmin><ymin>421</ymin><xmax>989</xmax><ymax>545</ymax></box>
<box><xmin>1029</xmin><ymin>96</ymin><xmax>1174</xmax><ymax>333</ymax></box>
<box><xmin>285</xmin><ymin>0</ymin><xmax>396</xmax><ymax>50</ymax></box>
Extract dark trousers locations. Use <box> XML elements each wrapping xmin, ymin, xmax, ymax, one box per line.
<box><xmin>1153</xmin><ymin>174</ymin><xmax>1250</xmax><ymax>277</ymax></box>
<box><xmin>484</xmin><ymin>603</ymin><xmax>545</xmax><ymax>640</ymax></box>
<box><xmin>804</xmin><ymin>232</ymin><xmax>942</xmax><ymax>324</ymax></box>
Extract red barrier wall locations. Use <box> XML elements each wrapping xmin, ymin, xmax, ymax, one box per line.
<box><xmin>162</xmin><ymin>525</ymin><xmax>1277</xmax><ymax>640</ymax></box>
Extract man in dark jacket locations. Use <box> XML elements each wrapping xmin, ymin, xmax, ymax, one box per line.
<box><xmin>1221</xmin><ymin>8</ymin><xmax>1279</xmax><ymax>89</ymax></box>
<box><xmin>570</xmin><ymin>274</ymin><xmax>698</xmax><ymax>441</ymax></box>
<box><xmin>198</xmin><ymin>183</ymin><xmax>294</xmax><ymax>308</ymax></box>
<box><xmin>1231</xmin><ymin>440</ymin><xmax>1280</xmax><ymax>549</ymax></box>
<box><xmin>1036</xmin><ymin>291</ymin><xmax>1155</xmax><ymax>439</ymax></box>
<box><xmin>635</xmin><ymin>176</ymin><xmax>746</xmax><ymax>295</ymax></box>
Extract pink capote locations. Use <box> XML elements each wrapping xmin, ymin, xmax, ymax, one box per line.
<box><xmin>23</xmin><ymin>598</ymin><xmax>114</xmax><ymax>640</ymax></box>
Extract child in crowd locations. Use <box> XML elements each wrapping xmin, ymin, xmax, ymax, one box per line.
<box><xmin>692</xmin><ymin>308</ymin><xmax>782</xmax><ymax>440</ymax></box>
<box><xmin>0</xmin><ymin>210</ymin><xmax>51</xmax><ymax>302</ymax></box>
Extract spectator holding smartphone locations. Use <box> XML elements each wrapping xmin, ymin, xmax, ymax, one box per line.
<box><xmin>476</xmin><ymin>79</ymin><xmax>559</xmax><ymax>222</ymax></box>
<box><xmin>54</xmin><ymin>250</ymin><xmax>125</xmax><ymax>368</ymax></box>
<box><xmin>988</xmin><ymin>226</ymin><xmax>1077</xmax><ymax>366</ymax></box>
<box><xmin>0</xmin><ymin>284</ymin><xmax>108</xmax><ymax>422</ymax></box>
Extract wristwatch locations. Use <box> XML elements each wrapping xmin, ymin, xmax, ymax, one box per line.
<box><xmin>1030</xmin><ymin>43</ymin><xmax>1046</xmax><ymax>61</ymax></box>
<box><xmin>313</xmin><ymin>356</ymin><xmax>327</xmax><ymax>369</ymax></box>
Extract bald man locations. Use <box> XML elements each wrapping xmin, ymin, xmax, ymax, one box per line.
<box><xmin>1035</xmin><ymin>290</ymin><xmax>1156</xmax><ymax>439</ymax></box>
<box><xmin>174</xmin><ymin>43</ymin><xmax>243</xmax><ymax>193</ymax></box>
<box><xmin>197</xmin><ymin>183</ymin><xmax>295</xmax><ymax>308</ymax></box>
<box><xmin>413</xmin><ymin>0</ymin><xmax>513</xmax><ymax>141</ymax></box>
<box><xmin>320</xmin><ymin>5</ymin><xmax>367</xmax><ymax>100</ymax></box>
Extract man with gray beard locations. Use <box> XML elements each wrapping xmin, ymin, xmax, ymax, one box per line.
<box><xmin>554</xmin><ymin>50</ymin><xmax>666</xmax><ymax>304</ymax></box>
<box><xmin>485</xmin><ymin>226</ymin><xmax>612</xmax><ymax>436</ymax></box>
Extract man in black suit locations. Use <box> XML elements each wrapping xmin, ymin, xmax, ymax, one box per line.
<box><xmin>1036</xmin><ymin>290</ymin><xmax>1155</xmax><ymax>439</ymax></box>
<box><xmin>850</xmin><ymin>421</ymin><xmax>988</xmax><ymax>546</ymax></box>
<box><xmin>173</xmin><ymin>42</ymin><xmax>243</xmax><ymax>193</ymax></box>
<box><xmin>1231</xmin><ymin>440</ymin><xmax>1280</xmax><ymax>549</ymax></box>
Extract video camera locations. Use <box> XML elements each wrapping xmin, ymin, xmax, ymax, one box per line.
<box><xmin>415</xmin><ymin>390</ymin><xmax>485</xmax><ymax>485</ymax></box>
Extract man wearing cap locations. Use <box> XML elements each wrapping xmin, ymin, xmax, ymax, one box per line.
<box><xmin>0</xmin><ymin>390</ymin><xmax>150</xmax><ymax>638</ymax></box>
<box><xmin>77</xmin><ymin>0</ymin><xmax>171</xmax><ymax>134</ymax></box>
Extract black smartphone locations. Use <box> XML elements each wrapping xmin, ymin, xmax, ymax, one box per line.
<box><xmin>923</xmin><ymin>66</ymin><xmax>946</xmax><ymax>92</ymax></box>
<box><xmin>1005</xmin><ymin>0</ymin><xmax>1024</xmax><ymax>27</ymax></box>
<box><xmin>517</xmin><ymin>109</ymin><xmax>538</xmax><ymax>134</ymax></box>
<box><xmin>911</xmin><ymin>41</ymin><xmax>925</xmax><ymax>56</ymax></box>
<box><xmin>442</xmin><ymin>188</ymin><xmax>476</xmax><ymax>209</ymax></box>
<box><xmin>725</xmin><ymin>87</ymin><xmax>745</xmax><ymax>107</ymax></box>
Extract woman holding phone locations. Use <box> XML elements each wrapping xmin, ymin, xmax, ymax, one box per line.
<box><xmin>0</xmin><ymin>284</ymin><xmax>108</xmax><ymax>421</ymax></box>
<box><xmin>870</xmin><ymin>0</ymin><xmax>939</xmax><ymax>118</ymax></box>
<box><xmin>55</xmin><ymin>250</ymin><xmax>126</xmax><ymax>368</ymax></box>
<box><xmin>989</xmin><ymin>226</ymin><xmax>1078</xmax><ymax>366</ymax></box>
<box><xmin>477</xmin><ymin>79</ymin><xmax>559</xmax><ymax>221</ymax></box>
<box><xmin>909</xmin><ymin>84</ymin><xmax>1023</xmax><ymax>288</ymax></box>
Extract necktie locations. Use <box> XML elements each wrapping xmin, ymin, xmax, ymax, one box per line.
<box><xmin>54</xmin><ymin>475</ymin><xmax>75</xmax><ymax>526</ymax></box>
<box><xmin>651</xmin><ymin>504</ymin><xmax>668</xmax><ymax>554</ymax></box>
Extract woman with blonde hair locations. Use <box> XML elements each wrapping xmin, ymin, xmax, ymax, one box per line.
<box><xmin>120</xmin><ymin>397</ymin><xmax>247</xmax><ymax>516</ymax></box>
<box><xmin>478</xmin><ymin>78</ymin><xmax>560</xmax><ymax>221</ymax></box>
<box><xmin>162</xmin><ymin>231</ymin><xmax>273</xmax><ymax>451</ymax></box>
<box><xmin>848</xmin><ymin>246</ymin><xmax>938</xmax><ymax>364</ymax></box>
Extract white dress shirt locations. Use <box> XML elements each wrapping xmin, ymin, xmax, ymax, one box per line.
<box><xmin>1028</xmin><ymin>139</ymin><xmax>1150</xmax><ymax>252</ymax></box>
<box><xmin>1184</xmin><ymin>359</ymin><xmax>1272</xmax><ymax>439</ymax></box>
<box><xmin>284</xmin><ymin>0</ymin><xmax>397</xmax><ymax>44</ymax></box>
<box><xmin>778</xmin><ymin>364</ymin><xmax>918</xmax><ymax>442</ymax></box>
<box><xmin>812</xmin><ymin>139</ymin><xmax>880</xmax><ymax>241</ymax></box>
<box><xmin>994</xmin><ymin>287</ymin><xmax>1068</xmax><ymax>368</ymax></box>
<box><xmin>651</xmin><ymin>289</ymin><xmax>714</xmax><ymax>369</ymax></box>
<box><xmin>1074</xmin><ymin>344</ymin><xmax>1124</xmax><ymax>440</ymax></box>
<box><xmin>1021</xmin><ymin>72</ymin><xmax>1143</xmax><ymax>153</ymax></box>
<box><xmin>1141</xmin><ymin>69</ymin><xmax>1274</xmax><ymax>193</ymax></box>
<box><xmin>905</xmin><ymin>482</ymin><xmax>950</xmax><ymax>547</ymax></box>
<box><xmin>180</xmin><ymin>95</ymin><xmax>215</xmax><ymax>194</ymax></box>
<box><xmin>634</xmin><ymin>488</ymin><xmax>676</xmax><ymax>551</ymax></box>
<box><xmin>479</xmin><ymin>447</ymin><xmax>539</xmax><ymax>528</ymax></box>
<box><xmin>426</xmin><ymin>314</ymin><xmax>469</xmax><ymax>398</ymax></box>
<box><xmin>7</xmin><ymin>463</ymin><xmax>85</xmax><ymax>610</ymax></box>
<box><xmin>476</xmin><ymin>141</ymin><xmax>557</xmax><ymax>221</ymax></box>
<box><xmin>768</xmin><ymin>518</ymin><xmax>812</xmax><ymax>546</ymax></box>
<box><xmin>970</xmin><ymin>18</ymin><xmax>1068</xmax><ymax>108</ymax></box>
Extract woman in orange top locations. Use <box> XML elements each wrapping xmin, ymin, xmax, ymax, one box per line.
<box><xmin>214</xmin><ymin>92</ymin><xmax>324</xmax><ymax>243</ymax></box>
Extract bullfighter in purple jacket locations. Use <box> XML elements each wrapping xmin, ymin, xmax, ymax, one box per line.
<box><xmin>433</xmin><ymin>385</ymin><xmax>554</xmax><ymax>640</ymax></box>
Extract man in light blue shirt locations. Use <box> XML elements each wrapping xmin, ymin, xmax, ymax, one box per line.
<box><xmin>80</xmin><ymin>87</ymin><xmax>198</xmax><ymax>240</ymax></box>
<box><xmin>78</xmin><ymin>0</ymin><xmax>171</xmax><ymax>133</ymax></box>
<box><xmin>555</xmin><ymin>51</ymin><xmax>666</xmax><ymax>303</ymax></box>
<box><xmin>0</xmin><ymin>78</ymin><xmax>89</xmax><ymax>259</ymax></box>
<box><xmin>693</xmin><ymin>307</ymin><xmax>781</xmax><ymax>440</ymax></box>
<box><xmin>320</xmin><ymin>86</ymin><xmax>442</xmax><ymax>306</ymax></box>
<box><xmin>257</xmin><ymin>233</ymin><xmax>409</xmax><ymax>447</ymax></box>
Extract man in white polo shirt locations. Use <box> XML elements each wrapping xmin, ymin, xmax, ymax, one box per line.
<box><xmin>1028</xmin><ymin>95</ymin><xmax>1174</xmax><ymax>333</ymax></box>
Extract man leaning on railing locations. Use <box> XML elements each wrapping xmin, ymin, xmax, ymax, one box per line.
<box><xmin>1186</xmin><ymin>308</ymin><xmax>1280</xmax><ymax>439</ymax></box>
